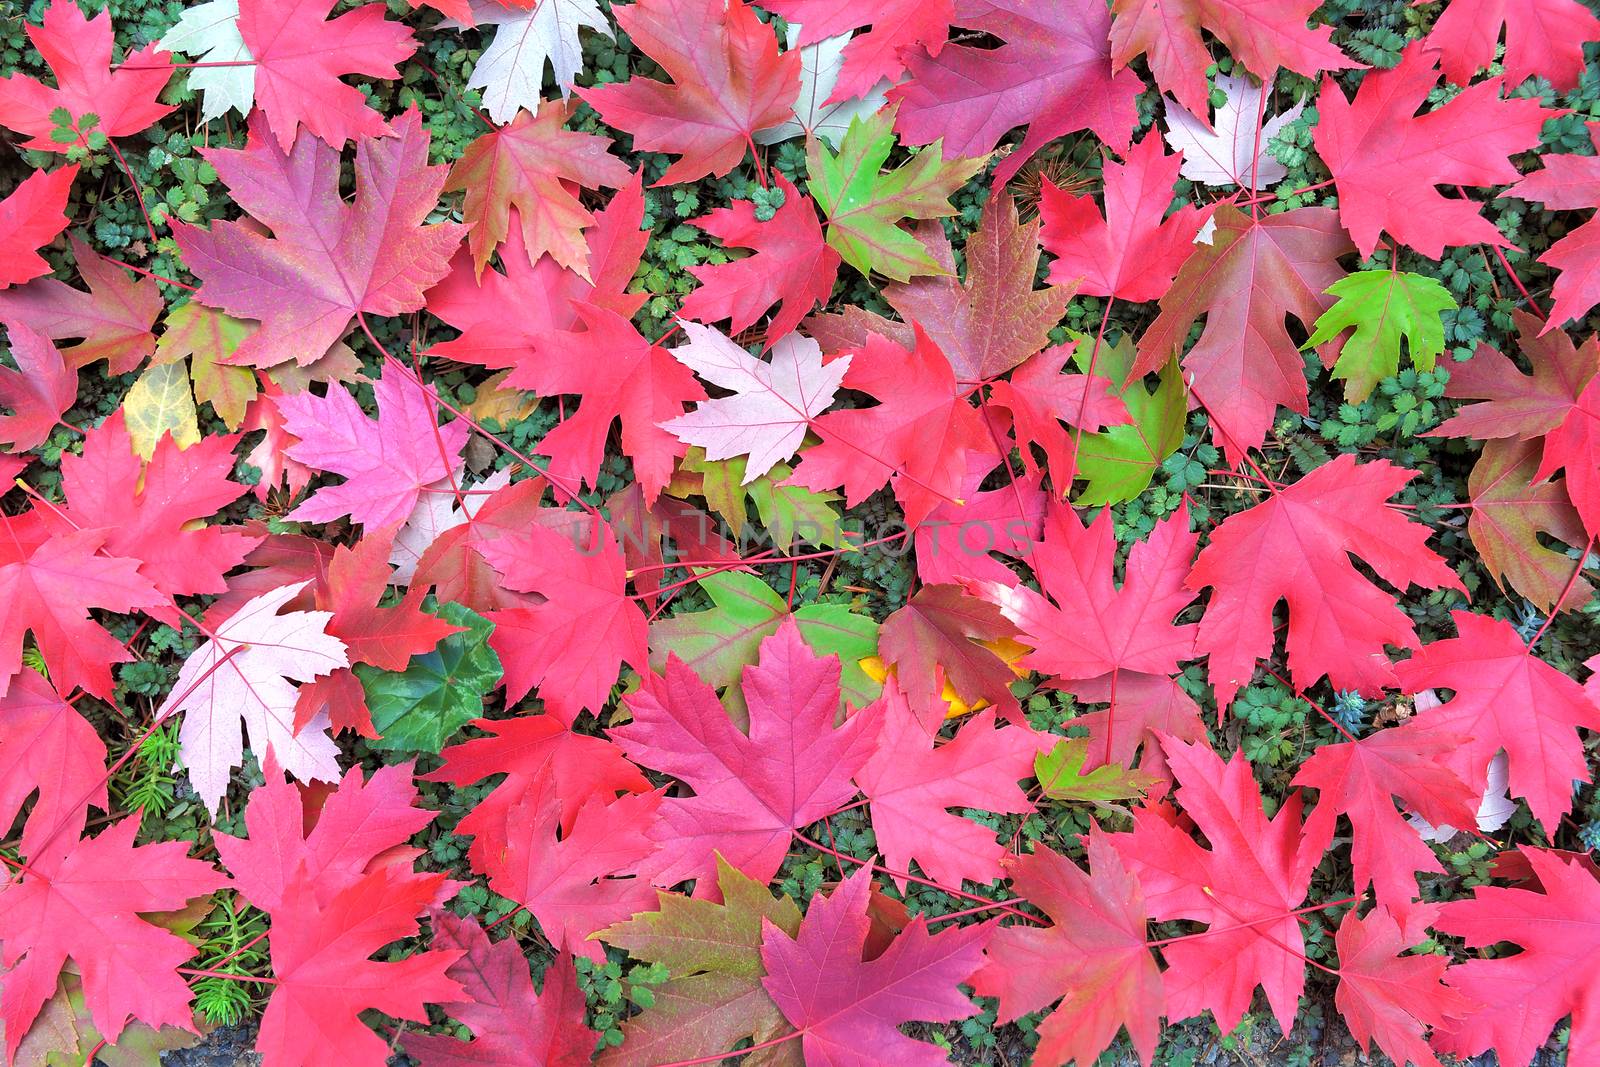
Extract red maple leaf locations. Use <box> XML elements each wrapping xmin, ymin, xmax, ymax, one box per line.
<box><xmin>0</xmin><ymin>165</ymin><xmax>76</xmax><ymax>288</ymax></box>
<box><xmin>254</xmin><ymin>866</ymin><xmax>464</xmax><ymax>1067</ymax></box>
<box><xmin>311</xmin><ymin>525</ymin><xmax>464</xmax><ymax>671</ymax></box>
<box><xmin>237</xmin><ymin>0</ymin><xmax>418</xmax><ymax>150</ymax></box>
<box><xmin>276</xmin><ymin>369</ymin><xmax>470</xmax><ymax>530</ymax></box>
<box><xmin>1130</xmin><ymin>204</ymin><xmax>1353</xmax><ymax>463</ymax></box>
<box><xmin>0</xmin><ymin>235</ymin><xmax>161</xmax><ymax>375</ymax></box>
<box><xmin>0</xmin><ymin>818</ymin><xmax>226</xmax><ymax>1064</ymax></box>
<box><xmin>480</xmin><ymin>784</ymin><xmax>664</xmax><ymax>959</ymax></box>
<box><xmin>1430</xmin><ymin>310</ymin><xmax>1598</xmax><ymax>440</ymax></box>
<box><xmin>1109</xmin><ymin>736</ymin><xmax>1324</xmax><ymax>1034</ymax></box>
<box><xmin>577</xmin><ymin>0</ymin><xmax>799</xmax><ymax>185</ymax></box>
<box><xmin>214</xmin><ymin>761</ymin><xmax>439</xmax><ymax>915</ymax></box>
<box><xmin>988</xmin><ymin>342</ymin><xmax>1130</xmax><ymax>481</ymax></box>
<box><xmin>0</xmin><ymin>0</ymin><xmax>174</xmax><ymax>152</ymax></box>
<box><xmin>1504</xmin><ymin>124</ymin><xmax>1600</xmax><ymax>329</ymax></box>
<box><xmin>1293</xmin><ymin>720</ymin><xmax>1480</xmax><ymax>925</ymax></box>
<box><xmin>514</xmin><ymin>303</ymin><xmax>705</xmax><ymax>503</ymax></box>
<box><xmin>1314</xmin><ymin>44</ymin><xmax>1559</xmax><ymax>257</ymax></box>
<box><xmin>1435</xmin><ymin>847</ymin><xmax>1600</xmax><ymax>1067</ymax></box>
<box><xmin>971</xmin><ymin>505</ymin><xmax>1201</xmax><ymax>777</ymax></box>
<box><xmin>1426</xmin><ymin>0</ymin><xmax>1600</xmax><ymax>92</ymax></box>
<box><xmin>760</xmin><ymin>0</ymin><xmax>955</xmax><ymax>103</ymax></box>
<box><xmin>0</xmin><ymin>671</ymin><xmax>106</xmax><ymax>863</ymax></box>
<box><xmin>1490</xmin><ymin>846</ymin><xmax>1600</xmax><ymax>888</ymax></box>
<box><xmin>788</xmin><ymin>328</ymin><xmax>988</xmax><ymax>528</ymax></box>
<box><xmin>174</xmin><ymin>109</ymin><xmax>465</xmax><ymax>368</ymax></box>
<box><xmin>854</xmin><ymin>681</ymin><xmax>1038</xmax><ymax>889</ymax></box>
<box><xmin>1040</xmin><ymin>134</ymin><xmax>1214</xmax><ymax>303</ymax></box>
<box><xmin>1426</xmin><ymin>311</ymin><xmax>1600</xmax><ymax>547</ymax></box>
<box><xmin>1186</xmin><ymin>455</ymin><xmax>1463</xmax><ymax>712</ymax></box>
<box><xmin>1536</xmin><ymin>371</ymin><xmax>1600</xmax><ymax>540</ymax></box>
<box><xmin>889</xmin><ymin>0</ymin><xmax>1143</xmax><ymax>182</ymax></box>
<box><xmin>426</xmin><ymin>714</ymin><xmax>651</xmax><ymax>871</ymax></box>
<box><xmin>0</xmin><ymin>515</ymin><xmax>164</xmax><ymax>702</ymax></box>
<box><xmin>50</xmin><ymin>411</ymin><xmax>260</xmax><ymax>612</ymax></box>
<box><xmin>204</xmin><ymin>525</ymin><xmax>334</xmax><ymax>628</ymax></box>
<box><xmin>972</xmin><ymin>834</ymin><xmax>1164</xmax><ymax>1067</ymax></box>
<box><xmin>289</xmin><ymin>669</ymin><xmax>370</xmax><ymax>741</ymax></box>
<box><xmin>679</xmin><ymin>175</ymin><xmax>840</xmax><ymax>344</ymax></box>
<box><xmin>1036</xmin><ymin>132</ymin><xmax>1209</xmax><ymax>303</ymax></box>
<box><xmin>476</xmin><ymin>517</ymin><xmax>650</xmax><ymax>724</ymax></box>
<box><xmin>612</xmin><ymin>619</ymin><xmax>875</xmax><ymax>889</ymax></box>
<box><xmin>445</xmin><ymin>102</ymin><xmax>635</xmax><ymax>278</ymax></box>
<box><xmin>759</xmin><ymin>865</ymin><xmax>991</xmax><ymax>1063</ymax></box>
<box><xmin>216</xmin><ymin>763</ymin><xmax>463</xmax><ymax>1064</ymax></box>
<box><xmin>972</xmin><ymin>506</ymin><xmax>1199</xmax><ymax>682</ymax></box>
<box><xmin>0</xmin><ymin>325</ymin><xmax>76</xmax><ymax>452</ymax></box>
<box><xmin>1109</xmin><ymin>0</ymin><xmax>1357</xmax><ymax>123</ymax></box>
<box><xmin>425</xmin><ymin>177</ymin><xmax>649</xmax><ymax>378</ymax></box>
<box><xmin>1395</xmin><ymin>610</ymin><xmax>1600</xmax><ymax>833</ymax></box>
<box><xmin>402</xmin><ymin>913</ymin><xmax>594</xmax><ymax>1067</ymax></box>
<box><xmin>1333</xmin><ymin>906</ymin><xmax>1473</xmax><ymax>1067</ymax></box>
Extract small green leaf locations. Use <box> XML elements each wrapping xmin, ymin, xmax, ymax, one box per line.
<box><xmin>1034</xmin><ymin>738</ymin><xmax>1159</xmax><ymax>804</ymax></box>
<box><xmin>357</xmin><ymin>602</ymin><xmax>502</xmax><ymax>754</ymax></box>
<box><xmin>806</xmin><ymin>106</ymin><xmax>987</xmax><ymax>281</ymax></box>
<box><xmin>678</xmin><ymin>451</ymin><xmax>843</xmax><ymax>549</ymax></box>
<box><xmin>745</xmin><ymin>460</ymin><xmax>844</xmax><ymax>551</ymax></box>
<box><xmin>1071</xmin><ymin>333</ymin><xmax>1186</xmax><ymax>505</ymax></box>
<box><xmin>1306</xmin><ymin>270</ymin><xmax>1457</xmax><ymax>402</ymax></box>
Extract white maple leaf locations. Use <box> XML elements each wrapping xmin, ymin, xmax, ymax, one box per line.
<box><xmin>1161</xmin><ymin>72</ymin><xmax>1306</xmax><ymax>189</ymax></box>
<box><xmin>156</xmin><ymin>0</ymin><xmax>255</xmax><ymax>123</ymax></box>
<box><xmin>754</xmin><ymin>26</ymin><xmax>891</xmax><ymax>149</ymax></box>
<box><xmin>660</xmin><ymin>320</ymin><xmax>850</xmax><ymax>483</ymax></box>
<box><xmin>160</xmin><ymin>582</ymin><xmax>348</xmax><ymax>813</ymax></box>
<box><xmin>456</xmin><ymin>0</ymin><xmax>611</xmax><ymax>125</ymax></box>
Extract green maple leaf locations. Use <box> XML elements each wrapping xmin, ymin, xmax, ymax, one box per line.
<box><xmin>357</xmin><ymin>602</ymin><xmax>502</xmax><ymax>754</ymax></box>
<box><xmin>151</xmin><ymin>303</ymin><xmax>257</xmax><ymax>431</ymax></box>
<box><xmin>679</xmin><ymin>450</ymin><xmax>844</xmax><ymax>550</ymax></box>
<box><xmin>1306</xmin><ymin>269</ymin><xmax>1457</xmax><ymax>401</ymax></box>
<box><xmin>649</xmin><ymin>571</ymin><xmax>880</xmax><ymax>722</ymax></box>
<box><xmin>1035</xmin><ymin>738</ymin><xmax>1159</xmax><ymax>804</ymax></box>
<box><xmin>1070</xmin><ymin>332</ymin><xmax>1186</xmax><ymax>505</ymax></box>
<box><xmin>805</xmin><ymin>106</ymin><xmax>987</xmax><ymax>282</ymax></box>
<box><xmin>596</xmin><ymin>856</ymin><xmax>803</xmax><ymax>1067</ymax></box>
<box><xmin>746</xmin><ymin>462</ymin><xmax>846</xmax><ymax>551</ymax></box>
